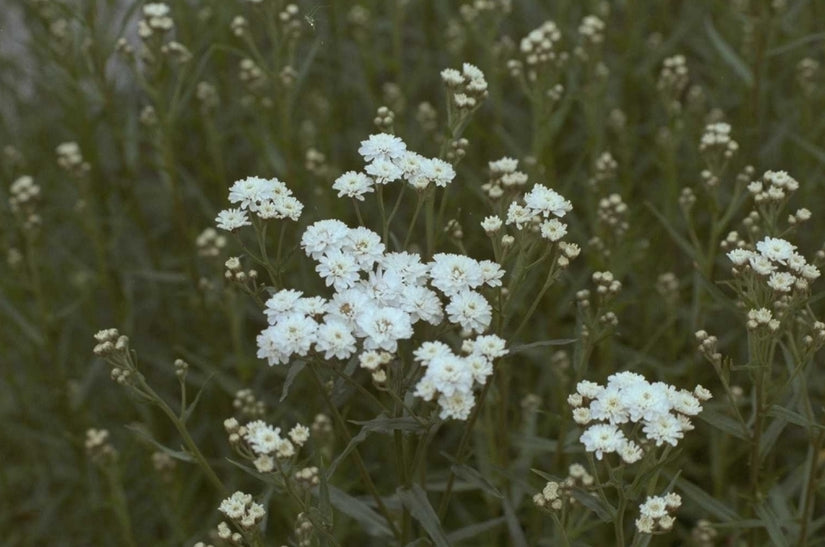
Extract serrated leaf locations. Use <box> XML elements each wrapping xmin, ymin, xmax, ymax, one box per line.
<box><xmin>698</xmin><ymin>408</ymin><xmax>748</xmax><ymax>440</ymax></box>
<box><xmin>397</xmin><ymin>485</ymin><xmax>450</xmax><ymax>547</ymax></box>
<box><xmin>446</xmin><ymin>516</ymin><xmax>506</xmax><ymax>543</ymax></box>
<box><xmin>674</xmin><ymin>476</ymin><xmax>740</xmax><ymax>522</ymax></box>
<box><xmin>280</xmin><ymin>360</ymin><xmax>305</xmax><ymax>402</ymax></box>
<box><xmin>325</xmin><ymin>485</ymin><xmax>391</xmax><ymax>538</ymax></box>
<box><xmin>705</xmin><ymin>18</ymin><xmax>754</xmax><ymax>87</ymax></box>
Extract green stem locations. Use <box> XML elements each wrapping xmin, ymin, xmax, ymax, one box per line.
<box><xmin>103</xmin><ymin>462</ymin><xmax>137</xmax><ymax>547</ymax></box>
<box><xmin>403</xmin><ymin>193</ymin><xmax>425</xmax><ymax>250</ymax></box>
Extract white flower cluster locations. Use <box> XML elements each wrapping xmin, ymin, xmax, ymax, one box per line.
<box><xmin>505</xmin><ymin>183</ymin><xmax>573</xmax><ymax>242</ymax></box>
<box><xmin>657</xmin><ymin>54</ymin><xmax>689</xmax><ymax>98</ymax></box>
<box><xmin>215</xmin><ymin>176</ymin><xmax>303</xmax><ymax>231</ymax></box>
<box><xmin>56</xmin><ymin>141</ymin><xmax>89</xmax><ymax>176</ymax></box>
<box><xmin>699</xmin><ymin>122</ymin><xmax>738</xmax><ymax>159</ymax></box>
<box><xmin>218</xmin><ymin>491</ymin><xmax>266</xmax><ymax>530</ymax></box>
<box><xmin>440</xmin><ymin>63</ymin><xmax>489</xmax><ymax>110</ymax></box>
<box><xmin>138</xmin><ymin>3</ymin><xmax>174</xmax><ymax>38</ymax></box>
<box><xmin>727</xmin><ymin>236</ymin><xmax>820</xmax><ymax>292</ymax></box>
<box><xmin>569</xmin><ymin>372</ymin><xmax>710</xmax><ymax>462</ymax></box>
<box><xmin>256</xmin><ymin>220</ymin><xmax>504</xmax><ymax>365</ymax></box>
<box><xmin>635</xmin><ymin>492</ymin><xmax>682</xmax><ymax>534</ymax></box>
<box><xmin>412</xmin><ymin>334</ymin><xmax>508</xmax><ymax>420</ymax></box>
<box><xmin>508</xmin><ymin>20</ymin><xmax>566</xmax><ymax>81</ymax></box>
<box><xmin>225</xmin><ymin>417</ymin><xmax>309</xmax><ymax>473</ymax></box>
<box><xmin>746</xmin><ymin>169</ymin><xmax>799</xmax><ymax>203</ymax></box>
<box><xmin>8</xmin><ymin>175</ymin><xmax>40</xmax><ymax>214</ymax></box>
<box><xmin>532</xmin><ymin>463</ymin><xmax>594</xmax><ymax>511</ymax></box>
<box><xmin>578</xmin><ymin>15</ymin><xmax>605</xmax><ymax>48</ymax></box>
<box><xmin>482</xmin><ymin>156</ymin><xmax>529</xmax><ymax>199</ymax></box>
<box><xmin>333</xmin><ymin>133</ymin><xmax>456</xmax><ymax>197</ymax></box>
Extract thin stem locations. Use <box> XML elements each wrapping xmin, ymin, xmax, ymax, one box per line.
<box><xmin>403</xmin><ymin>192</ymin><xmax>425</xmax><ymax>250</ymax></box>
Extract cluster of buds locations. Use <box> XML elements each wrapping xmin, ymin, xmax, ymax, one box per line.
<box><xmin>746</xmin><ymin>308</ymin><xmax>781</xmax><ymax>332</ymax></box>
<box><xmin>295</xmin><ymin>512</ymin><xmax>314</xmax><ymax>547</ymax></box>
<box><xmin>415</xmin><ymin>102</ymin><xmax>437</xmax><ymax>132</ymax></box>
<box><xmin>747</xmin><ymin>170</ymin><xmax>799</xmax><ymax>204</ymax></box>
<box><xmin>294</xmin><ymin>466</ymin><xmax>320</xmax><ymax>489</ymax></box>
<box><xmin>589</xmin><ymin>151</ymin><xmax>617</xmax><ymax>187</ymax></box>
<box><xmin>85</xmin><ymin>428</ymin><xmax>117</xmax><ymax>465</ymax></box>
<box><xmin>159</xmin><ymin>41</ymin><xmax>192</xmax><ymax>64</ymax></box>
<box><xmin>796</xmin><ymin>57</ymin><xmax>819</xmax><ymax>96</ymax></box>
<box><xmin>218</xmin><ymin>491</ymin><xmax>266</xmax><ymax>532</ymax></box>
<box><xmin>138</xmin><ymin>3</ymin><xmax>174</xmax><ymax>39</ymax></box>
<box><xmin>441</xmin><ymin>63</ymin><xmax>488</xmax><ymax>112</ymax></box>
<box><xmin>576</xmin><ymin>15</ymin><xmax>606</xmax><ymax>61</ymax></box>
<box><xmin>508</xmin><ymin>20</ymin><xmax>566</xmax><ymax>82</ymax></box>
<box><xmin>8</xmin><ymin>175</ymin><xmax>41</xmax><ymax>231</ymax></box>
<box><xmin>657</xmin><ymin>55</ymin><xmax>689</xmax><ymax>113</ymax></box>
<box><xmin>373</xmin><ymin>106</ymin><xmax>395</xmax><ymax>130</ymax></box>
<box><xmin>278</xmin><ymin>4</ymin><xmax>303</xmax><ymax>42</ymax></box>
<box><xmin>238</xmin><ymin>58</ymin><xmax>267</xmax><ymax>94</ymax></box>
<box><xmin>691</xmin><ymin>519</ymin><xmax>718</xmax><ymax>546</ymax></box>
<box><xmin>699</xmin><ymin>122</ymin><xmax>738</xmax><ymax>168</ymax></box>
<box><xmin>230</xmin><ymin>15</ymin><xmax>248</xmax><ymax>38</ymax></box>
<box><xmin>482</xmin><ymin>156</ymin><xmax>528</xmax><ymax>199</ymax></box>
<box><xmin>195</xmin><ymin>81</ymin><xmax>219</xmax><ymax>112</ymax></box>
<box><xmin>802</xmin><ymin>320</ymin><xmax>825</xmax><ymax>350</ymax></box>
<box><xmin>596</xmin><ymin>193</ymin><xmax>629</xmax><ymax>237</ymax></box>
<box><xmin>533</xmin><ymin>463</ymin><xmax>595</xmax><ymax>511</ymax></box>
<box><xmin>304</xmin><ymin>148</ymin><xmax>328</xmax><ymax>177</ymax></box>
<box><xmin>233</xmin><ymin>388</ymin><xmax>266</xmax><ymax>418</ymax></box>
<box><xmin>445</xmin><ymin>137</ymin><xmax>469</xmax><ymax>163</ymax></box>
<box><xmin>444</xmin><ymin>218</ymin><xmax>463</xmax><ymax>240</ymax></box>
<box><xmin>224</xmin><ymin>256</ymin><xmax>259</xmax><ymax>286</ymax></box>
<box><xmin>635</xmin><ymin>493</ymin><xmax>682</xmax><ymax>534</ymax></box>
<box><xmin>359</xmin><ymin>349</ymin><xmax>394</xmax><ymax>386</ymax></box>
<box><xmin>695</xmin><ymin>330</ymin><xmax>722</xmax><ymax>366</ymax></box>
<box><xmin>655</xmin><ymin>272</ymin><xmax>680</xmax><ymax>303</ymax></box>
<box><xmin>196</xmin><ymin>227</ymin><xmax>227</xmax><ymax>258</ymax></box>
<box><xmin>459</xmin><ymin>0</ymin><xmax>512</xmax><ymax>23</ymax></box>
<box><xmin>56</xmin><ymin>142</ymin><xmax>90</xmax><ymax>178</ymax></box>
<box><xmin>151</xmin><ymin>451</ymin><xmax>176</xmax><ymax>482</ymax></box>
<box><xmin>93</xmin><ymin>329</ymin><xmax>136</xmax><ymax>385</ymax></box>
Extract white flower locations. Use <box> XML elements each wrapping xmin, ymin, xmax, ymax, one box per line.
<box><xmin>301</xmin><ymin>219</ymin><xmax>351</xmax><ymax>259</ymax></box>
<box><xmin>469</xmin><ymin>334</ymin><xmax>508</xmax><ymax>360</ymax></box>
<box><xmin>505</xmin><ymin>202</ymin><xmax>534</xmax><ymax>229</ymax></box>
<box><xmin>579</xmin><ymin>423</ymin><xmax>625</xmax><ymax>460</ymax></box>
<box><xmin>576</xmin><ymin>380</ymin><xmax>604</xmax><ymax>399</ymax></box>
<box><xmin>624</xmin><ymin>381</ymin><xmax>672</xmax><ymax>422</ymax></box>
<box><xmin>726</xmin><ymin>248</ymin><xmax>753</xmax><ymax>265</ymax></box>
<box><xmin>589</xmin><ymin>387</ymin><xmax>630</xmax><ymax>424</ymax></box>
<box><xmin>427</xmin><ymin>353</ymin><xmax>474</xmax><ymax>397</ymax></box>
<box><xmin>314</xmin><ymin>318</ymin><xmax>357</xmax><ymax>360</ymax></box>
<box><xmin>244</xmin><ymin>421</ymin><xmax>282</xmax><ymax>455</ymax></box>
<box><xmin>316</xmin><ymin>250</ymin><xmax>361</xmax><ymax>291</ymax></box>
<box><xmin>445</xmin><ymin>290</ymin><xmax>492</xmax><ymax>333</ymax></box>
<box><xmin>540</xmin><ymin>218</ymin><xmax>567</xmax><ymax>241</ymax></box>
<box><xmin>426</xmin><ymin>158</ymin><xmax>456</xmax><ymax>187</ymax></box>
<box><xmin>365</xmin><ymin>158</ymin><xmax>404</xmax><ymax>183</ymax></box>
<box><xmin>219</xmin><ymin>491</ymin><xmax>252</xmax><ymax>520</ymax></box>
<box><xmin>264</xmin><ymin>289</ymin><xmax>305</xmax><ymax>324</ymax></box>
<box><xmin>402</xmin><ymin>285</ymin><xmax>444</xmax><ymax>325</ymax></box>
<box><xmin>358</xmin><ymin>133</ymin><xmax>407</xmax><ymax>163</ymax></box>
<box><xmin>215</xmin><ymin>208</ymin><xmax>251</xmax><ymax>231</ymax></box>
<box><xmin>437</xmin><ymin>389</ymin><xmax>475</xmax><ymax>420</ymax></box>
<box><xmin>465</xmin><ymin>354</ymin><xmax>493</xmax><ymax>384</ymax></box>
<box><xmin>357</xmin><ymin>307</ymin><xmax>413</xmax><ymax>352</ymax></box>
<box><xmin>413</xmin><ymin>341</ymin><xmax>453</xmax><ymax>365</ymax></box>
<box><xmin>288</xmin><ymin>424</ymin><xmax>310</xmax><ymax>446</ymax></box>
<box><xmin>479</xmin><ymin>260</ymin><xmax>505</xmax><ymax>287</ymax></box>
<box><xmin>345</xmin><ymin>227</ymin><xmax>386</xmax><ymax>270</ymax></box>
<box><xmin>523</xmin><ymin>184</ymin><xmax>572</xmax><ymax>218</ymax></box>
<box><xmin>639</xmin><ymin>496</ymin><xmax>668</xmax><ymax>519</ymax></box>
<box><xmin>748</xmin><ymin>254</ymin><xmax>776</xmax><ymax>275</ymax></box>
<box><xmin>756</xmin><ymin>236</ymin><xmax>796</xmax><ymax>264</ymax></box>
<box><xmin>642</xmin><ymin>413</ymin><xmax>684</xmax><ymax>447</ymax></box>
<box><xmin>428</xmin><ymin>253</ymin><xmax>484</xmax><ymax>296</ymax></box>
<box><xmin>381</xmin><ymin>252</ymin><xmax>429</xmax><ymax>286</ymax></box>
<box><xmin>257</xmin><ymin>327</ymin><xmax>290</xmax><ymax>365</ymax></box>
<box><xmin>324</xmin><ymin>287</ymin><xmax>374</xmax><ymax>329</ymax></box>
<box><xmin>262</xmin><ymin>313</ymin><xmax>318</xmax><ymax>360</ymax></box>
<box><xmin>481</xmin><ymin>215</ymin><xmax>503</xmax><ymax>234</ymax></box>
<box><xmin>619</xmin><ymin>440</ymin><xmax>644</xmax><ymax>464</ymax></box>
<box><xmin>333</xmin><ymin>171</ymin><xmax>374</xmax><ymax>200</ymax></box>
<box><xmin>767</xmin><ymin>271</ymin><xmax>796</xmax><ymax>292</ymax></box>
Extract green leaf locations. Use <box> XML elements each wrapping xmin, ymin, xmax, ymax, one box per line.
<box><xmin>325</xmin><ymin>485</ymin><xmax>391</xmax><ymax>538</ymax></box>
<box><xmin>674</xmin><ymin>476</ymin><xmax>740</xmax><ymax>522</ymax></box>
<box><xmin>397</xmin><ymin>485</ymin><xmax>450</xmax><ymax>547</ymax></box>
<box><xmin>509</xmin><ymin>338</ymin><xmax>577</xmax><ymax>354</ymax></box>
<box><xmin>448</xmin><ymin>463</ymin><xmax>503</xmax><ymax>499</ymax></box>
<box><xmin>446</xmin><ymin>517</ymin><xmax>506</xmax><ymax>543</ymax></box>
<box><xmin>698</xmin><ymin>408</ymin><xmax>748</xmax><ymax>440</ymax></box>
<box><xmin>502</xmin><ymin>495</ymin><xmax>528</xmax><ymax>547</ymax></box>
<box><xmin>327</xmin><ymin>415</ymin><xmax>426</xmax><ymax>476</ymax></box>
<box><xmin>644</xmin><ymin>202</ymin><xmax>695</xmax><ymax>258</ymax></box>
<box><xmin>755</xmin><ymin>503</ymin><xmax>791</xmax><ymax>547</ymax></box>
<box><xmin>0</xmin><ymin>288</ymin><xmax>44</xmax><ymax>347</ymax></box>
<box><xmin>280</xmin><ymin>360</ymin><xmax>305</xmax><ymax>402</ymax></box>
<box><xmin>125</xmin><ymin>424</ymin><xmax>193</xmax><ymax>463</ymax></box>
<box><xmin>182</xmin><ymin>373</ymin><xmax>214</xmax><ymax>423</ymax></box>
<box><xmin>767</xmin><ymin>405</ymin><xmax>825</xmax><ymax>431</ymax></box>
<box><xmin>789</xmin><ymin>133</ymin><xmax>825</xmax><ymax>166</ymax></box>
<box><xmin>705</xmin><ymin>18</ymin><xmax>754</xmax><ymax>87</ymax></box>
<box><xmin>572</xmin><ymin>489</ymin><xmax>615</xmax><ymax>522</ymax></box>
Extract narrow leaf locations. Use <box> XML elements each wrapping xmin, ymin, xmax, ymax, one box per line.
<box><xmin>325</xmin><ymin>485</ymin><xmax>391</xmax><ymax>538</ymax></box>
<box><xmin>572</xmin><ymin>489</ymin><xmax>615</xmax><ymax>522</ymax></box>
<box><xmin>705</xmin><ymin>18</ymin><xmax>754</xmax><ymax>86</ymax></box>
<box><xmin>509</xmin><ymin>338</ymin><xmax>577</xmax><ymax>354</ymax></box>
<box><xmin>502</xmin><ymin>495</ymin><xmax>528</xmax><ymax>547</ymax></box>
<box><xmin>644</xmin><ymin>202</ymin><xmax>695</xmax><ymax>258</ymax></box>
<box><xmin>125</xmin><ymin>424</ymin><xmax>193</xmax><ymax>462</ymax></box>
<box><xmin>280</xmin><ymin>360</ymin><xmax>305</xmax><ymax>402</ymax></box>
<box><xmin>675</xmin><ymin>476</ymin><xmax>740</xmax><ymax>522</ymax></box>
<box><xmin>449</xmin><ymin>463</ymin><xmax>503</xmax><ymax>499</ymax></box>
<box><xmin>698</xmin><ymin>408</ymin><xmax>748</xmax><ymax>440</ymax></box>
<box><xmin>755</xmin><ymin>503</ymin><xmax>791</xmax><ymax>547</ymax></box>
<box><xmin>182</xmin><ymin>373</ymin><xmax>215</xmax><ymax>423</ymax></box>
<box><xmin>446</xmin><ymin>517</ymin><xmax>506</xmax><ymax>543</ymax></box>
<box><xmin>397</xmin><ymin>485</ymin><xmax>450</xmax><ymax>547</ymax></box>
<box><xmin>768</xmin><ymin>405</ymin><xmax>825</xmax><ymax>431</ymax></box>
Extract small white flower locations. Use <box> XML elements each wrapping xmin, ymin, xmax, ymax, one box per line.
<box><xmin>445</xmin><ymin>290</ymin><xmax>492</xmax><ymax>334</ymax></box>
<box><xmin>215</xmin><ymin>208</ymin><xmax>251</xmax><ymax>231</ymax></box>
<box><xmin>316</xmin><ymin>250</ymin><xmax>361</xmax><ymax>291</ymax></box>
<box><xmin>314</xmin><ymin>318</ymin><xmax>357</xmax><ymax>360</ymax></box>
<box><xmin>767</xmin><ymin>271</ymin><xmax>796</xmax><ymax>292</ymax></box>
<box><xmin>333</xmin><ymin>171</ymin><xmax>374</xmax><ymax>200</ymax></box>
<box><xmin>756</xmin><ymin>236</ymin><xmax>796</xmax><ymax>264</ymax></box>
<box><xmin>358</xmin><ymin>133</ymin><xmax>407</xmax><ymax>163</ymax></box>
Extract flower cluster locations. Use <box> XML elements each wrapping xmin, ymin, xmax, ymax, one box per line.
<box><xmin>8</xmin><ymin>175</ymin><xmax>41</xmax><ymax>231</ymax></box>
<box><xmin>215</xmin><ymin>176</ymin><xmax>303</xmax><ymax>231</ymax></box>
<box><xmin>533</xmin><ymin>463</ymin><xmax>594</xmax><ymax>511</ymax></box>
<box><xmin>727</xmin><ymin>236</ymin><xmax>820</xmax><ymax>293</ymax></box>
<box><xmin>225</xmin><ymin>417</ymin><xmax>309</xmax><ymax>473</ymax></box>
<box><xmin>56</xmin><ymin>142</ymin><xmax>89</xmax><ymax>177</ymax></box>
<box><xmin>746</xmin><ymin>169</ymin><xmax>799</xmax><ymax>204</ymax></box>
<box><xmin>505</xmin><ymin>183</ymin><xmax>573</xmax><ymax>242</ymax></box>
<box><xmin>333</xmin><ymin>133</ymin><xmax>456</xmax><ymax>197</ymax></box>
<box><xmin>482</xmin><ymin>156</ymin><xmax>528</xmax><ymax>199</ymax></box>
<box><xmin>657</xmin><ymin>55</ymin><xmax>689</xmax><ymax>103</ymax></box>
<box><xmin>699</xmin><ymin>122</ymin><xmax>738</xmax><ymax>162</ymax></box>
<box><xmin>635</xmin><ymin>492</ymin><xmax>682</xmax><ymax>534</ymax></box>
<box><xmin>138</xmin><ymin>3</ymin><xmax>174</xmax><ymax>39</ymax></box>
<box><xmin>412</xmin><ymin>334</ymin><xmax>508</xmax><ymax>420</ymax></box>
<box><xmin>256</xmin><ymin>220</ymin><xmax>504</xmax><ymax>365</ymax></box>
<box><xmin>218</xmin><ymin>491</ymin><xmax>266</xmax><ymax>530</ymax></box>
<box><xmin>85</xmin><ymin>428</ymin><xmax>117</xmax><ymax>464</ymax></box>
<box><xmin>569</xmin><ymin>372</ymin><xmax>710</xmax><ymax>462</ymax></box>
<box><xmin>508</xmin><ymin>20</ymin><xmax>566</xmax><ymax>81</ymax></box>
<box><xmin>440</xmin><ymin>63</ymin><xmax>489</xmax><ymax>111</ymax></box>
